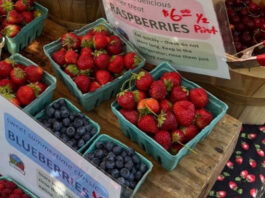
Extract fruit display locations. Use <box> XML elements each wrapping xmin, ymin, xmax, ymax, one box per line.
<box><xmin>35</xmin><ymin>98</ymin><xmax>100</xmax><ymax>153</ymax></box>
<box><xmin>83</xmin><ymin>135</ymin><xmax>152</xmax><ymax>192</ymax></box>
<box><xmin>225</xmin><ymin>0</ymin><xmax>265</xmax><ymax>52</ymax></box>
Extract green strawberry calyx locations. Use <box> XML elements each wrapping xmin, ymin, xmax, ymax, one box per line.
<box><xmin>157</xmin><ymin>111</ymin><xmax>166</xmax><ymax>128</ymax></box>
<box><xmin>66</xmin><ymin>64</ymin><xmax>80</xmax><ymax>76</ymax></box>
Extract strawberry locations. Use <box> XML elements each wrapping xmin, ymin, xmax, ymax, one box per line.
<box><xmin>77</xmin><ymin>54</ymin><xmax>94</xmax><ymax>70</ymax></box>
<box><xmin>4</xmin><ymin>24</ymin><xmax>21</xmax><ymax>38</ymax></box>
<box><xmin>132</xmin><ymin>90</ymin><xmax>146</xmax><ymax>103</ymax></box>
<box><xmin>52</xmin><ymin>48</ymin><xmax>66</xmax><ymax>66</ymax></box>
<box><xmin>189</xmin><ymin>88</ymin><xmax>209</xmax><ymax>109</ymax></box>
<box><xmin>6</xmin><ymin>10</ymin><xmax>23</xmax><ymax>24</ymax></box>
<box><xmin>120</xmin><ymin>109</ymin><xmax>139</xmax><ymax>125</ymax></box>
<box><xmin>137</xmin><ymin>98</ymin><xmax>160</xmax><ymax>114</ymax></box>
<box><xmin>80</xmin><ymin>33</ymin><xmax>93</xmax><ymax>48</ymax></box>
<box><xmin>94</xmin><ymin>50</ymin><xmax>110</xmax><ymax>69</ymax></box>
<box><xmin>64</xmin><ymin>64</ymin><xmax>79</xmax><ymax>78</ymax></box>
<box><xmin>0</xmin><ymin>0</ymin><xmax>13</xmax><ymax>15</ymax></box>
<box><xmin>24</xmin><ymin>65</ymin><xmax>44</xmax><ymax>83</ymax></box>
<box><xmin>74</xmin><ymin>75</ymin><xmax>91</xmax><ymax>94</ymax></box>
<box><xmin>1</xmin><ymin>93</ymin><xmax>20</xmax><ymax>107</ymax></box>
<box><xmin>15</xmin><ymin>64</ymin><xmax>26</xmax><ymax>70</ymax></box>
<box><xmin>135</xmin><ymin>71</ymin><xmax>153</xmax><ymax>91</ymax></box>
<box><xmin>2</xmin><ymin>18</ymin><xmax>8</xmax><ymax>27</ymax></box>
<box><xmin>158</xmin><ymin>111</ymin><xmax>178</xmax><ymax>131</ymax></box>
<box><xmin>161</xmin><ymin>72</ymin><xmax>181</xmax><ymax>91</ymax></box>
<box><xmin>10</xmin><ymin>67</ymin><xmax>27</xmax><ymax>85</ymax></box>
<box><xmin>170</xmin><ymin>86</ymin><xmax>189</xmax><ymax>103</ymax></box>
<box><xmin>90</xmin><ymin>25</ymin><xmax>109</xmax><ymax>36</ymax></box>
<box><xmin>0</xmin><ymin>78</ymin><xmax>17</xmax><ymax>92</ymax></box>
<box><xmin>93</xmin><ymin>34</ymin><xmax>109</xmax><ymax>50</ymax></box>
<box><xmin>160</xmin><ymin>99</ymin><xmax>172</xmax><ymax>112</ymax></box>
<box><xmin>108</xmin><ymin>55</ymin><xmax>124</xmax><ymax>74</ymax></box>
<box><xmin>95</xmin><ymin>70</ymin><xmax>111</xmax><ymax>85</ymax></box>
<box><xmin>149</xmin><ymin>80</ymin><xmax>167</xmax><ymax>101</ymax></box>
<box><xmin>65</xmin><ymin>49</ymin><xmax>79</xmax><ymax>64</ymax></box>
<box><xmin>15</xmin><ymin>0</ymin><xmax>27</xmax><ymax>12</ymax></box>
<box><xmin>0</xmin><ymin>58</ymin><xmax>14</xmax><ymax>78</ymax></box>
<box><xmin>172</xmin><ymin>129</ymin><xmax>185</xmax><ymax>143</ymax></box>
<box><xmin>16</xmin><ymin>85</ymin><xmax>35</xmax><ymax>106</ymax></box>
<box><xmin>33</xmin><ymin>9</ymin><xmax>42</xmax><ymax>18</ymax></box>
<box><xmin>80</xmin><ymin>47</ymin><xmax>93</xmax><ymax>56</ymax></box>
<box><xmin>138</xmin><ymin>115</ymin><xmax>158</xmax><ymax>134</ymax></box>
<box><xmin>173</xmin><ymin>101</ymin><xmax>195</xmax><ymax>127</ymax></box>
<box><xmin>22</xmin><ymin>11</ymin><xmax>34</xmax><ymax>24</ymax></box>
<box><xmin>61</xmin><ymin>32</ymin><xmax>81</xmax><ymax>50</ymax></box>
<box><xmin>117</xmin><ymin>91</ymin><xmax>136</xmax><ymax>110</ymax></box>
<box><xmin>28</xmin><ymin>82</ymin><xmax>47</xmax><ymax>96</ymax></box>
<box><xmin>154</xmin><ymin>130</ymin><xmax>171</xmax><ymax>150</ymax></box>
<box><xmin>182</xmin><ymin>125</ymin><xmax>199</xmax><ymax>142</ymax></box>
<box><xmin>170</xmin><ymin>143</ymin><xmax>183</xmax><ymax>155</ymax></box>
<box><xmin>89</xmin><ymin>81</ymin><xmax>101</xmax><ymax>92</ymax></box>
<box><xmin>107</xmin><ymin>35</ymin><xmax>122</xmax><ymax>55</ymax></box>
<box><xmin>124</xmin><ymin>52</ymin><xmax>141</xmax><ymax>69</ymax></box>
<box><xmin>195</xmin><ymin>109</ymin><xmax>213</xmax><ymax>129</ymax></box>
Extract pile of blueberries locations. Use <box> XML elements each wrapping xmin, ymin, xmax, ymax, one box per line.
<box><xmin>38</xmin><ymin>99</ymin><xmax>98</xmax><ymax>151</ymax></box>
<box><xmin>85</xmin><ymin>140</ymin><xmax>148</xmax><ymax>189</ymax></box>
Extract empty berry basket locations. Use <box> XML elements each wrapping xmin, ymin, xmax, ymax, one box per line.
<box><xmin>34</xmin><ymin>98</ymin><xmax>100</xmax><ymax>154</ymax></box>
<box><xmin>111</xmin><ymin>62</ymin><xmax>228</xmax><ymax>171</ymax></box>
<box><xmin>43</xmin><ymin>18</ymin><xmax>146</xmax><ymax>111</ymax></box>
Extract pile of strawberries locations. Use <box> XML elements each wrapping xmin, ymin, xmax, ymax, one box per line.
<box><xmin>0</xmin><ymin>58</ymin><xmax>47</xmax><ymax>107</ymax></box>
<box><xmin>0</xmin><ymin>0</ymin><xmax>42</xmax><ymax>38</ymax></box>
<box><xmin>0</xmin><ymin>179</ymin><xmax>30</xmax><ymax>198</ymax></box>
<box><xmin>117</xmin><ymin>71</ymin><xmax>214</xmax><ymax>155</ymax></box>
<box><xmin>52</xmin><ymin>25</ymin><xmax>141</xmax><ymax>94</ymax></box>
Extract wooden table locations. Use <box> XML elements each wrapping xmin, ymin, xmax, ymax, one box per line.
<box><xmin>6</xmin><ymin>19</ymin><xmax>242</xmax><ymax>198</ymax></box>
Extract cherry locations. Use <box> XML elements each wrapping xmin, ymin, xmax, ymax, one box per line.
<box><xmin>231</xmin><ymin>15</ymin><xmax>241</xmax><ymax>24</ymax></box>
<box><xmin>239</xmin><ymin>7</ymin><xmax>249</xmax><ymax>16</ymax></box>
<box><xmin>248</xmin><ymin>2</ymin><xmax>260</xmax><ymax>13</ymax></box>
<box><xmin>261</xmin><ymin>24</ymin><xmax>265</xmax><ymax>32</ymax></box>
<box><xmin>226</xmin><ymin>0</ymin><xmax>234</xmax><ymax>7</ymax></box>
<box><xmin>254</xmin><ymin>18</ymin><xmax>262</xmax><ymax>28</ymax></box>
<box><xmin>241</xmin><ymin>31</ymin><xmax>252</xmax><ymax>44</ymax></box>
<box><xmin>233</xmin><ymin>35</ymin><xmax>240</xmax><ymax>42</ymax></box>
<box><xmin>235</xmin><ymin>23</ymin><xmax>245</xmax><ymax>31</ymax></box>
<box><xmin>234</xmin><ymin>41</ymin><xmax>244</xmax><ymax>51</ymax></box>
<box><xmin>227</xmin><ymin>8</ymin><xmax>236</xmax><ymax>18</ymax></box>
<box><xmin>233</xmin><ymin>0</ymin><xmax>242</xmax><ymax>5</ymax></box>
<box><xmin>242</xmin><ymin>0</ymin><xmax>251</xmax><ymax>5</ymax></box>
<box><xmin>246</xmin><ymin>20</ymin><xmax>255</xmax><ymax>30</ymax></box>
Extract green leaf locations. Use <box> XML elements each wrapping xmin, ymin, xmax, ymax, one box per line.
<box><xmin>238</xmin><ymin>188</ymin><xmax>243</xmax><ymax>194</ymax></box>
<box><xmin>209</xmin><ymin>191</ymin><xmax>215</xmax><ymax>196</ymax></box>
<box><xmin>223</xmin><ymin>172</ymin><xmax>230</xmax><ymax>177</ymax></box>
<box><xmin>235</xmin><ymin>177</ymin><xmax>241</xmax><ymax>182</ymax></box>
<box><xmin>241</xmin><ymin>133</ymin><xmax>246</xmax><ymax>138</ymax></box>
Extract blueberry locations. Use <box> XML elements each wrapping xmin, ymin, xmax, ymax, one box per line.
<box><xmin>121</xmin><ymin>151</ymin><xmax>127</xmax><ymax>158</ymax></box>
<box><xmin>99</xmin><ymin>161</ymin><xmax>106</xmax><ymax>170</ymax></box>
<box><xmin>95</xmin><ymin>141</ymin><xmax>104</xmax><ymax>149</ymax></box>
<box><xmin>83</xmin><ymin>133</ymin><xmax>91</xmax><ymax>142</ymax></box>
<box><xmin>73</xmin><ymin>118</ymin><xmax>84</xmax><ymax>128</ymax></box>
<box><xmin>48</xmin><ymin>118</ymin><xmax>56</xmax><ymax>124</ymax></box>
<box><xmin>54</xmin><ymin>131</ymin><xmax>61</xmax><ymax>138</ymax></box>
<box><xmin>84</xmin><ymin>124</ymin><xmax>93</xmax><ymax>132</ymax></box>
<box><xmin>135</xmin><ymin>171</ymin><xmax>142</xmax><ymax>181</ymax></box>
<box><xmin>66</xmin><ymin>127</ymin><xmax>75</xmax><ymax>138</ymax></box>
<box><xmin>131</xmin><ymin>168</ymin><xmax>137</xmax><ymax>175</ymax></box>
<box><xmin>117</xmin><ymin>177</ymin><xmax>126</xmax><ymax>185</ymax></box>
<box><xmin>106</xmin><ymin>152</ymin><xmax>115</xmax><ymax>161</ymax></box>
<box><xmin>139</xmin><ymin>163</ymin><xmax>147</xmax><ymax>173</ymax></box>
<box><xmin>60</xmin><ymin>106</ymin><xmax>68</xmax><ymax>111</ymax></box>
<box><xmin>67</xmin><ymin>140</ymin><xmax>75</xmax><ymax>147</ymax></box>
<box><xmin>120</xmin><ymin>168</ymin><xmax>130</xmax><ymax>179</ymax></box>
<box><xmin>92</xmin><ymin>158</ymin><xmax>100</xmax><ymax>166</ymax></box>
<box><xmin>58</xmin><ymin>99</ymin><xmax>66</xmax><ymax>106</ymax></box>
<box><xmin>54</xmin><ymin>110</ymin><xmax>61</xmax><ymax>120</ymax></box>
<box><xmin>45</xmin><ymin>106</ymin><xmax>55</xmax><ymax>118</ymax></box>
<box><xmin>113</xmin><ymin>145</ymin><xmax>122</xmax><ymax>155</ymax></box>
<box><xmin>132</xmin><ymin>154</ymin><xmax>140</xmax><ymax>164</ymax></box>
<box><xmin>61</xmin><ymin>109</ymin><xmax>70</xmax><ymax>118</ymax></box>
<box><xmin>77</xmin><ymin>126</ymin><xmax>86</xmax><ymax>136</ymax></box>
<box><xmin>90</xmin><ymin>127</ymin><xmax>98</xmax><ymax>136</ymax></box>
<box><xmin>124</xmin><ymin>160</ymin><xmax>133</xmax><ymax>170</ymax></box>
<box><xmin>85</xmin><ymin>153</ymin><xmax>94</xmax><ymax>160</ymax></box>
<box><xmin>77</xmin><ymin>139</ymin><xmax>85</xmax><ymax>148</ymax></box>
<box><xmin>125</xmin><ymin>180</ymin><xmax>130</xmax><ymax>187</ymax></box>
<box><xmin>106</xmin><ymin>160</ymin><xmax>115</xmax><ymax>170</ymax></box>
<box><xmin>53</xmin><ymin>121</ymin><xmax>62</xmax><ymax>131</ymax></box>
<box><xmin>128</xmin><ymin>174</ymin><xmax>135</xmax><ymax>182</ymax></box>
<box><xmin>52</xmin><ymin>101</ymin><xmax>61</xmax><ymax>109</ymax></box>
<box><xmin>69</xmin><ymin>114</ymin><xmax>75</xmax><ymax>121</ymax></box>
<box><xmin>94</xmin><ymin>149</ymin><xmax>104</xmax><ymax>159</ymax></box>
<box><xmin>129</xmin><ymin>181</ymin><xmax>136</xmax><ymax>189</ymax></box>
<box><xmin>43</xmin><ymin>121</ymin><xmax>51</xmax><ymax>128</ymax></box>
<box><xmin>60</xmin><ymin>127</ymin><xmax>67</xmax><ymax>134</ymax></box>
<box><xmin>116</xmin><ymin>155</ymin><xmax>123</xmax><ymax>162</ymax></box>
<box><xmin>62</xmin><ymin>118</ymin><xmax>70</xmax><ymax>127</ymax></box>
<box><xmin>105</xmin><ymin>141</ymin><xmax>114</xmax><ymax>151</ymax></box>
<box><xmin>74</xmin><ymin>134</ymin><xmax>81</xmax><ymax>140</ymax></box>
<box><xmin>73</xmin><ymin>146</ymin><xmax>78</xmax><ymax>150</ymax></box>
<box><xmin>82</xmin><ymin>119</ymin><xmax>90</xmax><ymax>125</ymax></box>
<box><xmin>127</xmin><ymin>148</ymin><xmax>135</xmax><ymax>156</ymax></box>
<box><xmin>75</xmin><ymin>112</ymin><xmax>85</xmax><ymax>118</ymax></box>
<box><xmin>61</xmin><ymin>135</ymin><xmax>69</xmax><ymax>142</ymax></box>
<box><xmin>115</xmin><ymin>160</ymin><xmax>124</xmax><ymax>169</ymax></box>
<box><xmin>124</xmin><ymin>156</ymin><xmax>132</xmax><ymax>163</ymax></box>
<box><xmin>111</xmin><ymin>169</ymin><xmax>120</xmax><ymax>178</ymax></box>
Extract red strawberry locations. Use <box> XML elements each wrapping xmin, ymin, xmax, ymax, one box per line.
<box><xmin>61</xmin><ymin>32</ymin><xmax>81</xmax><ymax>50</ymax></box>
<box><xmin>94</xmin><ymin>50</ymin><xmax>110</xmax><ymax>69</ymax></box>
<box><xmin>0</xmin><ymin>78</ymin><xmax>17</xmax><ymax>92</ymax></box>
<box><xmin>15</xmin><ymin>0</ymin><xmax>27</xmax><ymax>12</ymax></box>
<box><xmin>117</xmin><ymin>91</ymin><xmax>136</xmax><ymax>110</ymax></box>
<box><xmin>240</xmin><ymin>170</ymin><xmax>248</xmax><ymax>178</ymax></box>
<box><xmin>120</xmin><ymin>109</ymin><xmax>139</xmax><ymax>125</ymax></box>
<box><xmin>24</xmin><ymin>65</ymin><xmax>44</xmax><ymax>83</ymax></box>
<box><xmin>28</xmin><ymin>82</ymin><xmax>47</xmax><ymax>96</ymax></box>
<box><xmin>16</xmin><ymin>85</ymin><xmax>35</xmax><ymax>106</ymax></box>
<box><xmin>259</xmin><ymin>174</ymin><xmax>265</xmax><ymax>183</ymax></box>
<box><xmin>235</xmin><ymin>156</ymin><xmax>243</xmax><ymax>165</ymax></box>
<box><xmin>132</xmin><ymin>90</ymin><xmax>146</xmax><ymax>103</ymax></box>
<box><xmin>161</xmin><ymin>72</ymin><xmax>181</xmax><ymax>91</ymax></box>
<box><xmin>170</xmin><ymin>143</ymin><xmax>183</xmax><ymax>155</ymax></box>
<box><xmin>226</xmin><ymin>161</ymin><xmax>234</xmax><ymax>169</ymax></box>
<box><xmin>249</xmin><ymin>159</ymin><xmax>257</xmax><ymax>168</ymax></box>
<box><xmin>93</xmin><ymin>34</ymin><xmax>109</xmax><ymax>50</ymax></box>
<box><xmin>4</xmin><ymin>24</ymin><xmax>21</xmax><ymax>38</ymax></box>
<box><xmin>80</xmin><ymin>33</ymin><xmax>93</xmax><ymax>48</ymax></box>
<box><xmin>107</xmin><ymin>35</ymin><xmax>122</xmax><ymax>55</ymax></box>
<box><xmin>229</xmin><ymin>181</ymin><xmax>237</xmax><ymax>190</ymax></box>
<box><xmin>89</xmin><ymin>81</ymin><xmax>101</xmax><ymax>92</ymax></box>
<box><xmin>217</xmin><ymin>191</ymin><xmax>226</xmax><ymax>198</ymax></box>
<box><xmin>158</xmin><ymin>111</ymin><xmax>178</xmax><ymax>131</ymax></box>
<box><xmin>154</xmin><ymin>130</ymin><xmax>171</xmax><ymax>150</ymax></box>
<box><xmin>65</xmin><ymin>49</ymin><xmax>79</xmax><ymax>64</ymax></box>
<box><xmin>10</xmin><ymin>67</ymin><xmax>27</xmax><ymax>85</ymax></box>
<box><xmin>124</xmin><ymin>52</ymin><xmax>141</xmax><ymax>69</ymax></box>
<box><xmin>95</xmin><ymin>70</ymin><xmax>111</xmax><ymax>85</ymax></box>
<box><xmin>0</xmin><ymin>0</ymin><xmax>13</xmax><ymax>15</ymax></box>
<box><xmin>80</xmin><ymin>47</ymin><xmax>93</xmax><ymax>57</ymax></box>
<box><xmin>0</xmin><ymin>58</ymin><xmax>14</xmax><ymax>78</ymax></box>
<box><xmin>259</xmin><ymin>126</ymin><xmax>265</xmax><ymax>132</ymax></box>
<box><xmin>182</xmin><ymin>125</ymin><xmax>199</xmax><ymax>142</ymax></box>
<box><xmin>138</xmin><ymin>115</ymin><xmax>158</xmax><ymax>134</ymax></box>
<box><xmin>90</xmin><ymin>25</ymin><xmax>109</xmax><ymax>36</ymax></box>
<box><xmin>160</xmin><ymin>99</ymin><xmax>172</xmax><ymax>112</ymax></box>
<box><xmin>77</xmin><ymin>54</ymin><xmax>94</xmax><ymax>70</ymax></box>
<box><xmin>6</xmin><ymin>10</ymin><xmax>23</xmax><ymax>24</ymax></box>
<box><xmin>173</xmin><ymin>101</ymin><xmax>195</xmax><ymax>127</ymax></box>
<box><xmin>247</xmin><ymin>174</ymin><xmax>256</xmax><ymax>183</ymax></box>
<box><xmin>241</xmin><ymin>141</ymin><xmax>249</xmax><ymax>150</ymax></box>
<box><xmin>13</xmin><ymin>188</ymin><xmax>23</xmax><ymax>195</ymax></box>
<box><xmin>172</xmin><ymin>129</ymin><xmax>185</xmax><ymax>143</ymax></box>
<box><xmin>217</xmin><ymin>175</ymin><xmax>225</xmax><ymax>181</ymax></box>
<box><xmin>170</xmin><ymin>86</ymin><xmax>189</xmax><ymax>103</ymax></box>
<box><xmin>74</xmin><ymin>75</ymin><xmax>91</xmax><ymax>94</ymax></box>
<box><xmin>108</xmin><ymin>55</ymin><xmax>124</xmax><ymax>74</ymax></box>
<box><xmin>149</xmin><ymin>80</ymin><xmax>167</xmax><ymax>101</ymax></box>
<box><xmin>22</xmin><ymin>11</ymin><xmax>34</xmax><ymax>23</ymax></box>
<box><xmin>248</xmin><ymin>133</ymin><xmax>257</xmax><ymax>140</ymax></box>
<box><xmin>5</xmin><ymin>181</ymin><xmax>16</xmax><ymax>190</ymax></box>
<box><xmin>52</xmin><ymin>48</ymin><xmax>66</xmax><ymax>66</ymax></box>
<box><xmin>195</xmin><ymin>109</ymin><xmax>213</xmax><ymax>129</ymax></box>
<box><xmin>189</xmin><ymin>88</ymin><xmax>209</xmax><ymax>109</ymax></box>
<box><xmin>64</xmin><ymin>64</ymin><xmax>79</xmax><ymax>78</ymax></box>
<box><xmin>2</xmin><ymin>93</ymin><xmax>21</xmax><ymax>107</ymax></box>
<box><xmin>256</xmin><ymin>144</ymin><xmax>265</xmax><ymax>157</ymax></box>
<box><xmin>137</xmin><ymin>98</ymin><xmax>160</xmax><ymax>114</ymax></box>
<box><xmin>250</xmin><ymin>188</ymin><xmax>257</xmax><ymax>198</ymax></box>
<box><xmin>15</xmin><ymin>64</ymin><xmax>26</xmax><ymax>70</ymax></box>
<box><xmin>135</xmin><ymin>71</ymin><xmax>153</xmax><ymax>91</ymax></box>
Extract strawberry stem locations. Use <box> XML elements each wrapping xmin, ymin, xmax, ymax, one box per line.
<box><xmin>176</xmin><ymin>140</ymin><xmax>198</xmax><ymax>154</ymax></box>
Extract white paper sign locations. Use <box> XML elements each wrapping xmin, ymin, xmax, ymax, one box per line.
<box><xmin>103</xmin><ymin>0</ymin><xmax>230</xmax><ymax>79</ymax></box>
<box><xmin>0</xmin><ymin>96</ymin><xmax>121</xmax><ymax>198</ymax></box>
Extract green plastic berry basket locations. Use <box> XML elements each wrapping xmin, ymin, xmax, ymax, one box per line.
<box><xmin>43</xmin><ymin>18</ymin><xmax>146</xmax><ymax>112</ymax></box>
<box><xmin>10</xmin><ymin>53</ymin><xmax>56</xmax><ymax>116</ymax></box>
<box><xmin>83</xmin><ymin>134</ymin><xmax>153</xmax><ymax>198</ymax></box>
<box><xmin>34</xmin><ymin>98</ymin><xmax>100</xmax><ymax>154</ymax></box>
<box><xmin>111</xmin><ymin>62</ymin><xmax>229</xmax><ymax>171</ymax></box>
<box><xmin>0</xmin><ymin>176</ymin><xmax>38</xmax><ymax>198</ymax></box>
<box><xmin>5</xmin><ymin>2</ymin><xmax>48</xmax><ymax>54</ymax></box>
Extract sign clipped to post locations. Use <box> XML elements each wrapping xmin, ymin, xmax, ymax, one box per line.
<box><xmin>0</xmin><ymin>96</ymin><xmax>122</xmax><ymax>198</ymax></box>
<box><xmin>102</xmin><ymin>0</ymin><xmax>230</xmax><ymax>79</ymax></box>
